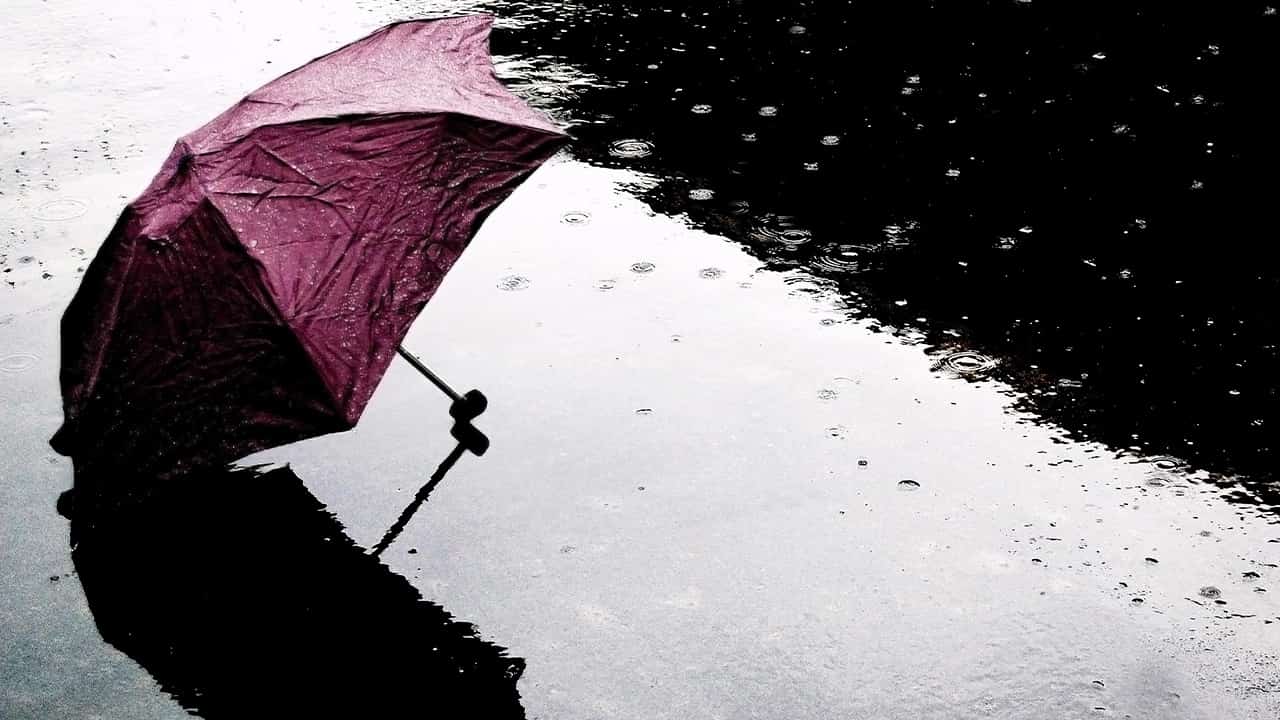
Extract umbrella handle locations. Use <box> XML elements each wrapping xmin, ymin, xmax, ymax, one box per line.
<box><xmin>396</xmin><ymin>345</ymin><xmax>487</xmax><ymax>420</ymax></box>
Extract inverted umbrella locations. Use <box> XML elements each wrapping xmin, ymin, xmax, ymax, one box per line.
<box><xmin>50</xmin><ymin>16</ymin><xmax>567</xmax><ymax>485</ymax></box>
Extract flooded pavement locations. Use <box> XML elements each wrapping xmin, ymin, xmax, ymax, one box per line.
<box><xmin>2</xmin><ymin>1</ymin><xmax>1278</xmax><ymax>718</ymax></box>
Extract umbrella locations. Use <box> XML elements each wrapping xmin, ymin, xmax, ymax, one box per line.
<box><xmin>50</xmin><ymin>16</ymin><xmax>568</xmax><ymax>488</ymax></box>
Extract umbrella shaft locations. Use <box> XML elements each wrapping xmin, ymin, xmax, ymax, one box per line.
<box><xmin>396</xmin><ymin>345</ymin><xmax>461</xmax><ymax>402</ymax></box>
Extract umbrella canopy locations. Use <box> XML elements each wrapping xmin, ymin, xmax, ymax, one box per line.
<box><xmin>51</xmin><ymin>16</ymin><xmax>567</xmax><ymax>479</ymax></box>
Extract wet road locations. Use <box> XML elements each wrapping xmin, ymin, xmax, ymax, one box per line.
<box><xmin>2</xmin><ymin>2</ymin><xmax>1278</xmax><ymax>718</ymax></box>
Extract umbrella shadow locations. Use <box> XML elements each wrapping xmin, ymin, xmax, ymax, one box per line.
<box><xmin>65</xmin><ymin>463</ymin><xmax>527</xmax><ymax>718</ymax></box>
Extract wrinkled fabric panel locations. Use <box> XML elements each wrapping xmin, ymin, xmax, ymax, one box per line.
<box><xmin>57</xmin><ymin>200</ymin><xmax>345</xmax><ymax>480</ymax></box>
<box><xmin>200</xmin><ymin>113</ymin><xmax>564</xmax><ymax>421</ymax></box>
<box><xmin>186</xmin><ymin>15</ymin><xmax>559</xmax><ymax>155</ymax></box>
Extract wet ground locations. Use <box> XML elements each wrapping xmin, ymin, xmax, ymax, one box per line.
<box><xmin>3</xmin><ymin>1</ymin><xmax>1279</xmax><ymax>718</ymax></box>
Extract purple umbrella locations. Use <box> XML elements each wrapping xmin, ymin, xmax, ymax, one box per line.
<box><xmin>51</xmin><ymin>16</ymin><xmax>567</xmax><ymax>484</ymax></box>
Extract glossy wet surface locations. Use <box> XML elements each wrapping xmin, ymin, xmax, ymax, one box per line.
<box><xmin>2</xmin><ymin>2</ymin><xmax>1278</xmax><ymax>718</ymax></box>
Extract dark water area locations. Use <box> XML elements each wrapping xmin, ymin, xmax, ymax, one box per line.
<box><xmin>479</xmin><ymin>2</ymin><xmax>1280</xmax><ymax>499</ymax></box>
<box><xmin>66</xmin><ymin>465</ymin><xmax>526</xmax><ymax>717</ymax></box>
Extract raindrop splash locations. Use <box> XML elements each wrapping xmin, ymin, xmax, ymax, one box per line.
<box><xmin>812</xmin><ymin>244</ymin><xmax>862</xmax><ymax>273</ymax></box>
<box><xmin>749</xmin><ymin>215</ymin><xmax>813</xmax><ymax>247</ymax></box>
<box><xmin>0</xmin><ymin>353</ymin><xmax>38</xmax><ymax>373</ymax></box>
<box><xmin>32</xmin><ymin>199</ymin><xmax>87</xmax><ymax>221</ymax></box>
<box><xmin>497</xmin><ymin>275</ymin><xmax>530</xmax><ymax>291</ymax></box>
<box><xmin>608</xmin><ymin>139</ymin><xmax>655</xmax><ymax>159</ymax></box>
<box><xmin>932</xmin><ymin>351</ymin><xmax>998</xmax><ymax>377</ymax></box>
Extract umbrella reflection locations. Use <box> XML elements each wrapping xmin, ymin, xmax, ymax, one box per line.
<box><xmin>66</xmin><ymin>464</ymin><xmax>526</xmax><ymax>718</ymax></box>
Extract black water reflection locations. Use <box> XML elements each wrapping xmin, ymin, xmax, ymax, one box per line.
<box><xmin>468</xmin><ymin>2</ymin><xmax>1278</xmax><ymax>492</ymax></box>
<box><xmin>66</xmin><ymin>464</ymin><xmax>526</xmax><ymax>718</ymax></box>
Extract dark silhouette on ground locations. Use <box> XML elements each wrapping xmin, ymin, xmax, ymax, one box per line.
<box><xmin>483</xmin><ymin>1</ymin><xmax>1278</xmax><ymax>502</ymax></box>
<box><xmin>63</xmin><ymin>464</ymin><xmax>526</xmax><ymax>718</ymax></box>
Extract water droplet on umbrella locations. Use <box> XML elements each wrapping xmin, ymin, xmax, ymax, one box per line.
<box><xmin>698</xmin><ymin>267</ymin><xmax>723</xmax><ymax>279</ymax></box>
<box><xmin>0</xmin><ymin>353</ymin><xmax>38</xmax><ymax>373</ymax></box>
<box><xmin>817</xmin><ymin>388</ymin><xmax>839</xmax><ymax>401</ymax></box>
<box><xmin>32</xmin><ymin>199</ymin><xmax>87</xmax><ymax>221</ymax></box>
<box><xmin>803</xmin><ymin>161</ymin><xmax>820</xmax><ymax>172</ymax></box>
<box><xmin>1199</xmin><ymin>586</ymin><xmax>1221</xmax><ymax>599</ymax></box>
<box><xmin>608</xmin><ymin>139</ymin><xmax>655</xmax><ymax>159</ymax></box>
<box><xmin>1145</xmin><ymin>557</ymin><xmax>1159</xmax><ymax>565</ymax></box>
<box><xmin>857</xmin><ymin>459</ymin><xmax>869</xmax><ymax>467</ymax></box>
<box><xmin>1243</xmin><ymin>571</ymin><xmax>1261</xmax><ymax>580</ymax></box>
<box><xmin>820</xmin><ymin>135</ymin><xmax>841</xmax><ymax>146</ymax></box>
<box><xmin>945</xmin><ymin>168</ymin><xmax>961</xmax><ymax>178</ymax></box>
<box><xmin>758</xmin><ymin>105</ymin><xmax>779</xmax><ymax>117</ymax></box>
<box><xmin>688</xmin><ymin>188</ymin><xmax>715</xmax><ymax>201</ymax></box>
<box><xmin>497</xmin><ymin>275</ymin><xmax>530</xmax><ymax>291</ymax></box>
<box><xmin>932</xmin><ymin>351</ymin><xmax>998</xmax><ymax>376</ymax></box>
<box><xmin>17</xmin><ymin>255</ymin><xmax>36</xmax><ymax>265</ymax></box>
<box><xmin>897</xmin><ymin>479</ymin><xmax>921</xmax><ymax>491</ymax></box>
<box><xmin>788</xmin><ymin>25</ymin><xmax>807</xmax><ymax>34</ymax></box>
<box><xmin>827</xmin><ymin>425</ymin><xmax>846</xmax><ymax>439</ymax></box>
<box><xmin>594</xmin><ymin>279</ymin><xmax>617</xmax><ymax>291</ymax></box>
<box><xmin>630</xmin><ymin>261</ymin><xmax>655</xmax><ymax>274</ymax></box>
<box><xmin>1092</xmin><ymin>52</ymin><xmax>1107</xmax><ymax>60</ymax></box>
<box><xmin>1131</xmin><ymin>597</ymin><xmax>1144</xmax><ymax>605</ymax></box>
<box><xmin>562</xmin><ymin>211</ymin><xmax>591</xmax><ymax>225</ymax></box>
<box><xmin>741</xmin><ymin>132</ymin><xmax>758</xmax><ymax>142</ymax></box>
<box><xmin>691</xmin><ymin>104</ymin><xmax>713</xmax><ymax>114</ymax></box>
<box><xmin>635</xmin><ymin>408</ymin><xmax>653</xmax><ymax>416</ymax></box>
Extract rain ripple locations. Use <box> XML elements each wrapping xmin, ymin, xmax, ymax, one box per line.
<box><xmin>812</xmin><ymin>244</ymin><xmax>862</xmax><ymax>273</ymax></box>
<box><xmin>33</xmin><ymin>199</ymin><xmax>87</xmax><ymax>221</ymax></box>
<box><xmin>932</xmin><ymin>351</ymin><xmax>998</xmax><ymax>377</ymax></box>
<box><xmin>0</xmin><ymin>353</ymin><xmax>38</xmax><ymax>373</ymax></box>
<box><xmin>497</xmin><ymin>275</ymin><xmax>531</xmax><ymax>291</ymax></box>
<box><xmin>749</xmin><ymin>214</ymin><xmax>813</xmax><ymax>248</ymax></box>
<box><xmin>608</xmin><ymin>139</ymin><xmax>654</xmax><ymax>159</ymax></box>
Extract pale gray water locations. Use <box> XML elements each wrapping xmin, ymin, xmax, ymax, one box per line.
<box><xmin>2</xmin><ymin>2</ymin><xmax>1277</xmax><ymax>718</ymax></box>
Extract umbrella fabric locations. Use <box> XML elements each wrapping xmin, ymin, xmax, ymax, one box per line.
<box><xmin>51</xmin><ymin>16</ymin><xmax>567</xmax><ymax>480</ymax></box>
